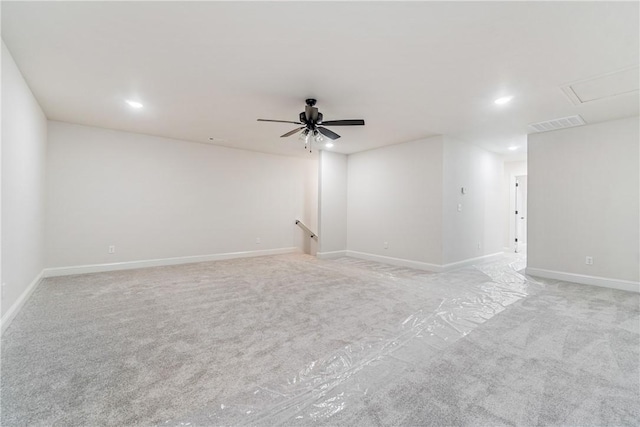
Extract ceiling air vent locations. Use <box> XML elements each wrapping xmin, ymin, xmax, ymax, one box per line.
<box><xmin>527</xmin><ymin>115</ymin><xmax>586</xmax><ymax>133</ymax></box>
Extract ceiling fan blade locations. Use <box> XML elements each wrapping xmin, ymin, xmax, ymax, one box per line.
<box><xmin>257</xmin><ymin>119</ymin><xmax>302</xmax><ymax>124</ymax></box>
<box><xmin>321</xmin><ymin>119</ymin><xmax>365</xmax><ymax>126</ymax></box>
<box><xmin>317</xmin><ymin>126</ymin><xmax>341</xmax><ymax>140</ymax></box>
<box><xmin>280</xmin><ymin>127</ymin><xmax>305</xmax><ymax>138</ymax></box>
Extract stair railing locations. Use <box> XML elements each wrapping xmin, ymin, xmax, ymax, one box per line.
<box><xmin>295</xmin><ymin>220</ymin><xmax>318</xmax><ymax>241</ymax></box>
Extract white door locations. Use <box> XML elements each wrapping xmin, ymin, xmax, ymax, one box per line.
<box><xmin>515</xmin><ymin>175</ymin><xmax>527</xmax><ymax>252</ymax></box>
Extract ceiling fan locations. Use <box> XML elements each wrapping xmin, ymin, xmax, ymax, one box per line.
<box><xmin>257</xmin><ymin>99</ymin><xmax>365</xmax><ymax>152</ymax></box>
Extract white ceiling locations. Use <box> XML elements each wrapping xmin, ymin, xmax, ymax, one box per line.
<box><xmin>2</xmin><ymin>2</ymin><xmax>638</xmax><ymax>160</ymax></box>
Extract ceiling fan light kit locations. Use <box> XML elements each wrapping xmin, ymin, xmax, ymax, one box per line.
<box><xmin>257</xmin><ymin>99</ymin><xmax>365</xmax><ymax>153</ymax></box>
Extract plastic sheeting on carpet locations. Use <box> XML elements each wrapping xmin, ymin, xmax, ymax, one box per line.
<box><xmin>162</xmin><ymin>255</ymin><xmax>543</xmax><ymax>426</ymax></box>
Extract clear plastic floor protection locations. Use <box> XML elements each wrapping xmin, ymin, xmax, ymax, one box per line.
<box><xmin>162</xmin><ymin>255</ymin><xmax>541</xmax><ymax>426</ymax></box>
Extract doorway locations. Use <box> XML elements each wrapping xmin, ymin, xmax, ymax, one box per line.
<box><xmin>514</xmin><ymin>175</ymin><xmax>527</xmax><ymax>253</ymax></box>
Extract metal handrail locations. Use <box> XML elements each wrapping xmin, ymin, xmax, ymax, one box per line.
<box><xmin>295</xmin><ymin>220</ymin><xmax>318</xmax><ymax>240</ymax></box>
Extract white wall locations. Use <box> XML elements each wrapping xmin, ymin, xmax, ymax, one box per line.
<box><xmin>317</xmin><ymin>150</ymin><xmax>348</xmax><ymax>255</ymax></box>
<box><xmin>295</xmin><ymin>158</ymin><xmax>318</xmax><ymax>256</ymax></box>
<box><xmin>1</xmin><ymin>41</ymin><xmax>48</xmax><ymax>318</ymax></box>
<box><xmin>442</xmin><ymin>136</ymin><xmax>504</xmax><ymax>265</ymax></box>
<box><xmin>45</xmin><ymin>121</ymin><xmax>317</xmax><ymax>268</ymax></box>
<box><xmin>347</xmin><ymin>137</ymin><xmax>444</xmax><ymax>265</ymax></box>
<box><xmin>527</xmin><ymin>116</ymin><xmax>639</xmax><ymax>286</ymax></box>
<box><xmin>503</xmin><ymin>161</ymin><xmax>527</xmax><ymax>251</ymax></box>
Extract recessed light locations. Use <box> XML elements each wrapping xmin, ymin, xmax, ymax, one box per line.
<box><xmin>125</xmin><ymin>100</ymin><xmax>143</xmax><ymax>109</ymax></box>
<box><xmin>508</xmin><ymin>146</ymin><xmax>518</xmax><ymax>151</ymax></box>
<box><xmin>325</xmin><ymin>142</ymin><xmax>334</xmax><ymax>148</ymax></box>
<box><xmin>494</xmin><ymin>96</ymin><xmax>513</xmax><ymax>105</ymax></box>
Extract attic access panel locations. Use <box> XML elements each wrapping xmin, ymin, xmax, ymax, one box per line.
<box><xmin>561</xmin><ymin>66</ymin><xmax>639</xmax><ymax>105</ymax></box>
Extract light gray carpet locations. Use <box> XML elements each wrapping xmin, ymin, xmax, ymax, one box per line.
<box><xmin>311</xmin><ymin>279</ymin><xmax>640</xmax><ymax>426</ymax></box>
<box><xmin>1</xmin><ymin>254</ymin><xmax>638</xmax><ymax>426</ymax></box>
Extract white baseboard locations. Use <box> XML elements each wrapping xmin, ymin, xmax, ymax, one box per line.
<box><xmin>441</xmin><ymin>252</ymin><xmax>505</xmax><ymax>272</ymax></box>
<box><xmin>526</xmin><ymin>267</ymin><xmax>640</xmax><ymax>293</ymax></box>
<box><xmin>344</xmin><ymin>251</ymin><xmax>443</xmax><ymax>272</ymax></box>
<box><xmin>1</xmin><ymin>270</ymin><xmax>44</xmax><ymax>335</ymax></box>
<box><xmin>316</xmin><ymin>250</ymin><xmax>347</xmax><ymax>259</ymax></box>
<box><xmin>43</xmin><ymin>247</ymin><xmax>299</xmax><ymax>278</ymax></box>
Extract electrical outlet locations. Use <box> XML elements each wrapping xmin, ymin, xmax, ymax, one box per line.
<box><xmin>477</xmin><ymin>242</ymin><xmax>481</xmax><ymax>250</ymax></box>
<box><xmin>457</xmin><ymin>203</ymin><xmax>462</xmax><ymax>212</ymax></box>
<box><xmin>256</xmin><ymin>237</ymin><xmax>261</xmax><ymax>244</ymax></box>
<box><xmin>585</xmin><ymin>256</ymin><xmax>593</xmax><ymax>265</ymax></box>
<box><xmin>108</xmin><ymin>245</ymin><xmax>115</xmax><ymax>254</ymax></box>
<box><xmin>384</xmin><ymin>241</ymin><xmax>389</xmax><ymax>249</ymax></box>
